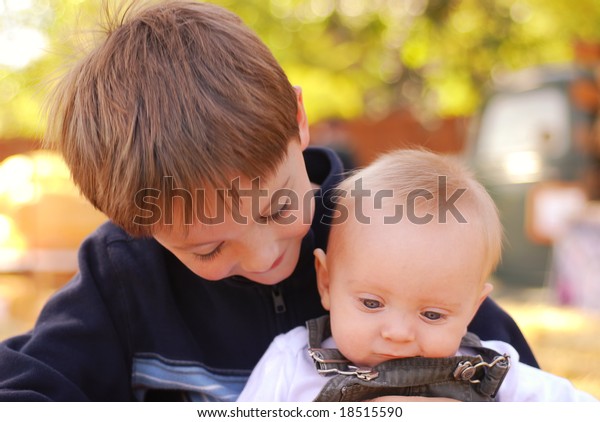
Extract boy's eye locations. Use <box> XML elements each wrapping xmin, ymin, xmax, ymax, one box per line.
<box><xmin>262</xmin><ymin>200</ymin><xmax>292</xmax><ymax>223</ymax></box>
<box><xmin>421</xmin><ymin>311</ymin><xmax>443</xmax><ymax>321</ymax></box>
<box><xmin>360</xmin><ymin>298</ymin><xmax>382</xmax><ymax>309</ymax></box>
<box><xmin>193</xmin><ymin>243</ymin><xmax>224</xmax><ymax>262</ymax></box>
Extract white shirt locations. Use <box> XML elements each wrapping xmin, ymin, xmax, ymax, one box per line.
<box><xmin>237</xmin><ymin>326</ymin><xmax>597</xmax><ymax>402</ymax></box>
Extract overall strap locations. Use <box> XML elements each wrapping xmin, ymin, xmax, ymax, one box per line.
<box><xmin>456</xmin><ymin>332</ymin><xmax>512</xmax><ymax>398</ymax></box>
<box><xmin>306</xmin><ymin>316</ymin><xmax>379</xmax><ymax>380</ymax></box>
<box><xmin>306</xmin><ymin>315</ymin><xmax>378</xmax><ymax>378</ymax></box>
<box><xmin>306</xmin><ymin>316</ymin><xmax>510</xmax><ymax>402</ymax></box>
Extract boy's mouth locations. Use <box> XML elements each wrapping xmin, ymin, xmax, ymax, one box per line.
<box><xmin>268</xmin><ymin>252</ymin><xmax>285</xmax><ymax>271</ymax></box>
<box><xmin>248</xmin><ymin>251</ymin><xmax>285</xmax><ymax>275</ymax></box>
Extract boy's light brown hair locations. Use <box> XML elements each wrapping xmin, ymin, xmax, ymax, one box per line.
<box><xmin>45</xmin><ymin>0</ymin><xmax>299</xmax><ymax>236</ymax></box>
<box><xmin>331</xmin><ymin>148</ymin><xmax>503</xmax><ymax>282</ymax></box>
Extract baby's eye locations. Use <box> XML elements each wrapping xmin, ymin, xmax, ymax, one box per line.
<box><xmin>421</xmin><ymin>311</ymin><xmax>443</xmax><ymax>321</ymax></box>
<box><xmin>360</xmin><ymin>298</ymin><xmax>382</xmax><ymax>309</ymax></box>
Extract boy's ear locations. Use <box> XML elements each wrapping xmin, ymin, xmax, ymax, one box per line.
<box><xmin>314</xmin><ymin>248</ymin><xmax>331</xmax><ymax>310</ymax></box>
<box><xmin>294</xmin><ymin>86</ymin><xmax>310</xmax><ymax>150</ymax></box>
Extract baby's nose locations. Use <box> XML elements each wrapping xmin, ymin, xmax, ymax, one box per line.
<box><xmin>381</xmin><ymin>319</ymin><xmax>416</xmax><ymax>343</ymax></box>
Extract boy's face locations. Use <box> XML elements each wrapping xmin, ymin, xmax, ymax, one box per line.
<box><xmin>153</xmin><ymin>140</ymin><xmax>314</xmax><ymax>285</ymax></box>
<box><xmin>153</xmin><ymin>87</ymin><xmax>315</xmax><ymax>285</ymax></box>
<box><xmin>315</xmin><ymin>206</ymin><xmax>492</xmax><ymax>368</ymax></box>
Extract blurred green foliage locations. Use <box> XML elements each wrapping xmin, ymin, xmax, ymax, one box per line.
<box><xmin>2</xmin><ymin>0</ymin><xmax>600</xmax><ymax>140</ymax></box>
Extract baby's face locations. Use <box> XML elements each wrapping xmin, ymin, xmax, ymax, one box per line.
<box><xmin>316</xmin><ymin>211</ymin><xmax>492</xmax><ymax>368</ymax></box>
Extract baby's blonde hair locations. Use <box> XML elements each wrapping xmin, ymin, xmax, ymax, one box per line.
<box><xmin>331</xmin><ymin>148</ymin><xmax>503</xmax><ymax>282</ymax></box>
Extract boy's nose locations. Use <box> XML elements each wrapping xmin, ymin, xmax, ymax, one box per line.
<box><xmin>239</xmin><ymin>242</ymin><xmax>280</xmax><ymax>274</ymax></box>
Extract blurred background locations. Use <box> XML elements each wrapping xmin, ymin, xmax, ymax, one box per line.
<box><xmin>1</xmin><ymin>0</ymin><xmax>599</xmax><ymax>399</ymax></box>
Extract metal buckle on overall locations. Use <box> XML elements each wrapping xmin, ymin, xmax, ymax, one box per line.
<box><xmin>308</xmin><ymin>349</ymin><xmax>380</xmax><ymax>381</ymax></box>
<box><xmin>453</xmin><ymin>355</ymin><xmax>510</xmax><ymax>383</ymax></box>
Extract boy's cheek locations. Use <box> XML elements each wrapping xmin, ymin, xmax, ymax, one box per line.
<box><xmin>281</xmin><ymin>211</ymin><xmax>313</xmax><ymax>240</ymax></box>
<box><xmin>293</xmin><ymin>188</ymin><xmax>315</xmax><ymax>227</ymax></box>
<box><xmin>181</xmin><ymin>257</ymin><xmax>232</xmax><ymax>281</ymax></box>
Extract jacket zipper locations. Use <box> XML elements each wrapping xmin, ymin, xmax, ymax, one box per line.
<box><xmin>271</xmin><ymin>285</ymin><xmax>287</xmax><ymax>314</ymax></box>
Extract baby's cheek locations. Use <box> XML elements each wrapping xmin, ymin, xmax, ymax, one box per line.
<box><xmin>423</xmin><ymin>336</ymin><xmax>462</xmax><ymax>358</ymax></box>
<box><xmin>336</xmin><ymin>337</ymin><xmax>372</xmax><ymax>367</ymax></box>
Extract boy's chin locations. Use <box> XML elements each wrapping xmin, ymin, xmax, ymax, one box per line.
<box><xmin>244</xmin><ymin>241</ymin><xmax>306</xmax><ymax>285</ymax></box>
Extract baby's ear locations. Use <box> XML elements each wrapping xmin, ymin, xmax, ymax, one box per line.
<box><xmin>479</xmin><ymin>282</ymin><xmax>494</xmax><ymax>303</ymax></box>
<box><xmin>314</xmin><ymin>248</ymin><xmax>331</xmax><ymax>310</ymax></box>
<box><xmin>467</xmin><ymin>283</ymin><xmax>494</xmax><ymax>331</ymax></box>
<box><xmin>474</xmin><ymin>282</ymin><xmax>494</xmax><ymax>316</ymax></box>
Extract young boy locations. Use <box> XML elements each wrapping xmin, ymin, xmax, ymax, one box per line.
<box><xmin>237</xmin><ymin>149</ymin><xmax>596</xmax><ymax>402</ymax></box>
<box><xmin>0</xmin><ymin>1</ymin><xmax>536</xmax><ymax>401</ymax></box>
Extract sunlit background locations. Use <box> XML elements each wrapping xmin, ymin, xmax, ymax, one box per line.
<box><xmin>1</xmin><ymin>0</ymin><xmax>600</xmax><ymax>399</ymax></box>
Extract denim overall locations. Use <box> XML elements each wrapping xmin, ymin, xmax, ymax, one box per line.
<box><xmin>307</xmin><ymin>316</ymin><xmax>510</xmax><ymax>402</ymax></box>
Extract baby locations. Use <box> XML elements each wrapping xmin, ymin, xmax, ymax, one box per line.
<box><xmin>238</xmin><ymin>149</ymin><xmax>597</xmax><ymax>402</ymax></box>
